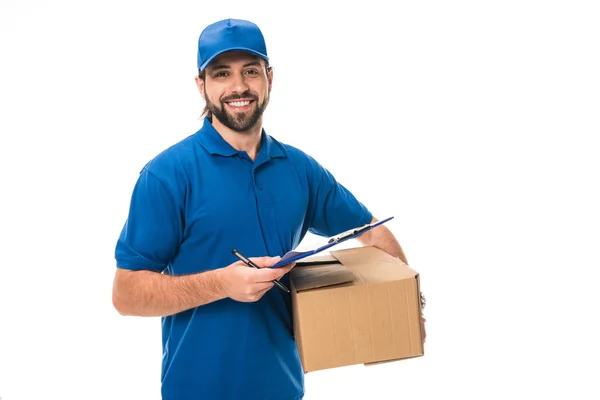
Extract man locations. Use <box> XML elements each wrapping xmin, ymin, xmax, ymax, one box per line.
<box><xmin>113</xmin><ymin>18</ymin><xmax>411</xmax><ymax>400</ymax></box>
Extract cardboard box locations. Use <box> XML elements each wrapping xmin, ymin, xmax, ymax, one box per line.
<box><xmin>290</xmin><ymin>246</ymin><xmax>424</xmax><ymax>373</ymax></box>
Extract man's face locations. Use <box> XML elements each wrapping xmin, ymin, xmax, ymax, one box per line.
<box><xmin>197</xmin><ymin>51</ymin><xmax>272</xmax><ymax>133</ymax></box>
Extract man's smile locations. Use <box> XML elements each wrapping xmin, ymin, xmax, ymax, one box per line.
<box><xmin>224</xmin><ymin>99</ymin><xmax>254</xmax><ymax>111</ymax></box>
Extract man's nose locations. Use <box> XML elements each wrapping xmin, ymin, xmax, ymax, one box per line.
<box><xmin>230</xmin><ymin>73</ymin><xmax>249</xmax><ymax>94</ymax></box>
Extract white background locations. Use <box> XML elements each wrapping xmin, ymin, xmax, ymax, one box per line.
<box><xmin>1</xmin><ymin>1</ymin><xmax>599</xmax><ymax>399</ymax></box>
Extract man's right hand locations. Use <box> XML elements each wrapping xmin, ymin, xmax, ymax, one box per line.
<box><xmin>220</xmin><ymin>256</ymin><xmax>295</xmax><ymax>302</ymax></box>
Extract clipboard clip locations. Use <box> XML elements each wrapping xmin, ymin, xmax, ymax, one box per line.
<box><xmin>327</xmin><ymin>223</ymin><xmax>371</xmax><ymax>243</ymax></box>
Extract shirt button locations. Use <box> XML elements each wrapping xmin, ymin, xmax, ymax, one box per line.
<box><xmin>256</xmin><ymin>184</ymin><xmax>263</xmax><ymax>191</ymax></box>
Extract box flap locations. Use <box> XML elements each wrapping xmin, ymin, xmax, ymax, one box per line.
<box><xmin>296</xmin><ymin>253</ymin><xmax>339</xmax><ymax>266</ymax></box>
<box><xmin>330</xmin><ymin>246</ymin><xmax>418</xmax><ymax>284</ymax></box>
<box><xmin>291</xmin><ymin>263</ymin><xmax>356</xmax><ymax>292</ymax></box>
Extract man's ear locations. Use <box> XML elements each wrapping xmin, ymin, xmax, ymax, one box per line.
<box><xmin>267</xmin><ymin>67</ymin><xmax>273</xmax><ymax>91</ymax></box>
<box><xmin>195</xmin><ymin>75</ymin><xmax>205</xmax><ymax>97</ymax></box>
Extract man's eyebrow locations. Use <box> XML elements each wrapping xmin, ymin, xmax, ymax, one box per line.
<box><xmin>243</xmin><ymin>61</ymin><xmax>262</xmax><ymax>68</ymax></box>
<box><xmin>207</xmin><ymin>61</ymin><xmax>263</xmax><ymax>74</ymax></box>
<box><xmin>208</xmin><ymin>64</ymin><xmax>230</xmax><ymax>72</ymax></box>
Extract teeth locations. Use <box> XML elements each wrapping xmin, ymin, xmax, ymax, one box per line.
<box><xmin>228</xmin><ymin>100</ymin><xmax>251</xmax><ymax>107</ymax></box>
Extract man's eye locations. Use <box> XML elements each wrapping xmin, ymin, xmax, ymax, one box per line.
<box><xmin>245</xmin><ymin>69</ymin><xmax>259</xmax><ymax>75</ymax></box>
<box><xmin>214</xmin><ymin>71</ymin><xmax>229</xmax><ymax>77</ymax></box>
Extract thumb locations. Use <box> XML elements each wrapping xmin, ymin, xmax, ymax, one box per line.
<box><xmin>265</xmin><ymin>255</ymin><xmax>281</xmax><ymax>267</ymax></box>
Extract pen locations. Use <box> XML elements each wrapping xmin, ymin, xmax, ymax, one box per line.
<box><xmin>231</xmin><ymin>249</ymin><xmax>290</xmax><ymax>293</ymax></box>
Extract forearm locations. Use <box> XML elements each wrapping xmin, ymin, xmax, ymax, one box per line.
<box><xmin>358</xmin><ymin>217</ymin><xmax>409</xmax><ymax>264</ymax></box>
<box><xmin>112</xmin><ymin>268</ymin><xmax>226</xmax><ymax>317</ymax></box>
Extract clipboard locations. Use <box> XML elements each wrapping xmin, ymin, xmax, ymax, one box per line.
<box><xmin>271</xmin><ymin>216</ymin><xmax>394</xmax><ymax>268</ymax></box>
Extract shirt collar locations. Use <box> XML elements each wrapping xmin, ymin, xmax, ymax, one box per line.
<box><xmin>196</xmin><ymin>118</ymin><xmax>285</xmax><ymax>159</ymax></box>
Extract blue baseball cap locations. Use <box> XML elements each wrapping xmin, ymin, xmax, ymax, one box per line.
<box><xmin>197</xmin><ymin>18</ymin><xmax>269</xmax><ymax>72</ymax></box>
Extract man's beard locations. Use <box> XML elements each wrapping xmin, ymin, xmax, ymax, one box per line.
<box><xmin>205</xmin><ymin>90</ymin><xmax>269</xmax><ymax>133</ymax></box>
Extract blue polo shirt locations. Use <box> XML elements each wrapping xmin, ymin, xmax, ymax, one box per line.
<box><xmin>115</xmin><ymin>118</ymin><xmax>372</xmax><ymax>400</ymax></box>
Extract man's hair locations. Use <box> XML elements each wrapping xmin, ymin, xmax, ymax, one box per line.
<box><xmin>198</xmin><ymin>60</ymin><xmax>271</xmax><ymax>119</ymax></box>
<box><xmin>198</xmin><ymin>69</ymin><xmax>211</xmax><ymax>120</ymax></box>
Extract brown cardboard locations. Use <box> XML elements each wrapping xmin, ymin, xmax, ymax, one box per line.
<box><xmin>291</xmin><ymin>246</ymin><xmax>424</xmax><ymax>373</ymax></box>
<box><xmin>291</xmin><ymin>263</ymin><xmax>356</xmax><ymax>292</ymax></box>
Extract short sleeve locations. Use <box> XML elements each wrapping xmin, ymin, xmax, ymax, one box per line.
<box><xmin>305</xmin><ymin>155</ymin><xmax>372</xmax><ymax>238</ymax></box>
<box><xmin>115</xmin><ymin>167</ymin><xmax>183</xmax><ymax>272</ymax></box>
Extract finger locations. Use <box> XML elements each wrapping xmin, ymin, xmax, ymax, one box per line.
<box><xmin>273</xmin><ymin>262</ymin><xmax>295</xmax><ymax>276</ymax></box>
<box><xmin>254</xmin><ymin>267</ymin><xmax>287</xmax><ymax>282</ymax></box>
<box><xmin>263</xmin><ymin>256</ymin><xmax>281</xmax><ymax>268</ymax></box>
<box><xmin>245</xmin><ymin>285</ymin><xmax>273</xmax><ymax>302</ymax></box>
<box><xmin>277</xmin><ymin>259</ymin><xmax>295</xmax><ymax>268</ymax></box>
<box><xmin>252</xmin><ymin>281</ymin><xmax>274</xmax><ymax>292</ymax></box>
<box><xmin>255</xmin><ymin>284</ymin><xmax>273</xmax><ymax>298</ymax></box>
<box><xmin>249</xmin><ymin>256</ymin><xmax>281</xmax><ymax>268</ymax></box>
<box><xmin>283</xmin><ymin>261</ymin><xmax>296</xmax><ymax>270</ymax></box>
<box><xmin>270</xmin><ymin>265</ymin><xmax>291</xmax><ymax>279</ymax></box>
<box><xmin>243</xmin><ymin>283</ymin><xmax>273</xmax><ymax>302</ymax></box>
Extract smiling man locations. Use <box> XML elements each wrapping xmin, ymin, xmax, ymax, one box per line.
<box><xmin>112</xmin><ymin>18</ymin><xmax>410</xmax><ymax>400</ymax></box>
<box><xmin>198</xmin><ymin>51</ymin><xmax>271</xmax><ymax>133</ymax></box>
<box><xmin>196</xmin><ymin>49</ymin><xmax>273</xmax><ymax>159</ymax></box>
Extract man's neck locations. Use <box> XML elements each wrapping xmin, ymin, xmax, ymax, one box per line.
<box><xmin>211</xmin><ymin>117</ymin><xmax>263</xmax><ymax>161</ymax></box>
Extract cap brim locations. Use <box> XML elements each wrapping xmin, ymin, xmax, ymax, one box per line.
<box><xmin>199</xmin><ymin>47</ymin><xmax>269</xmax><ymax>71</ymax></box>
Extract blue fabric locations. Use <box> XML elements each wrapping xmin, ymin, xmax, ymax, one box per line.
<box><xmin>197</xmin><ymin>18</ymin><xmax>269</xmax><ymax>71</ymax></box>
<box><xmin>115</xmin><ymin>118</ymin><xmax>372</xmax><ymax>400</ymax></box>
